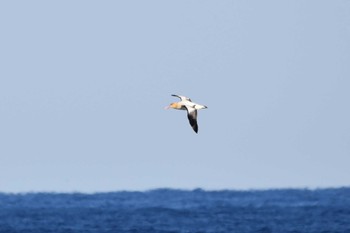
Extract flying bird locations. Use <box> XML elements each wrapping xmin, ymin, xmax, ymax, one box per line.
<box><xmin>165</xmin><ymin>94</ymin><xmax>207</xmax><ymax>133</ymax></box>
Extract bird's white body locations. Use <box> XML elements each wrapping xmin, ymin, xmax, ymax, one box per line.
<box><xmin>175</xmin><ymin>100</ymin><xmax>207</xmax><ymax>110</ymax></box>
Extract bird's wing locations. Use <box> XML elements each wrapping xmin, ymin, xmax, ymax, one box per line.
<box><xmin>185</xmin><ymin>106</ymin><xmax>198</xmax><ymax>133</ymax></box>
<box><xmin>171</xmin><ymin>94</ymin><xmax>192</xmax><ymax>102</ymax></box>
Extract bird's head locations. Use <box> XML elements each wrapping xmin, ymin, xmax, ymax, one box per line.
<box><xmin>164</xmin><ymin>102</ymin><xmax>179</xmax><ymax>110</ymax></box>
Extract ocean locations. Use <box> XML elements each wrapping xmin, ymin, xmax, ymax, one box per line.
<box><xmin>0</xmin><ymin>188</ymin><xmax>349</xmax><ymax>233</ymax></box>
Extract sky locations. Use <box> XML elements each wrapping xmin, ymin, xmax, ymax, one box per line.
<box><xmin>0</xmin><ymin>0</ymin><xmax>349</xmax><ymax>193</ymax></box>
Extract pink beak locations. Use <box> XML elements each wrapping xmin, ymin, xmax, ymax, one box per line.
<box><xmin>164</xmin><ymin>105</ymin><xmax>170</xmax><ymax>110</ymax></box>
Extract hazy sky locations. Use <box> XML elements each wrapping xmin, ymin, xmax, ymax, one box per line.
<box><xmin>1</xmin><ymin>1</ymin><xmax>349</xmax><ymax>192</ymax></box>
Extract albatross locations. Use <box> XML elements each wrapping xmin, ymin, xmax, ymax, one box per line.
<box><xmin>165</xmin><ymin>94</ymin><xmax>207</xmax><ymax>133</ymax></box>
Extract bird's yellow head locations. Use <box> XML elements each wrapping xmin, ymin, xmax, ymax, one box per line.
<box><xmin>165</xmin><ymin>102</ymin><xmax>180</xmax><ymax>110</ymax></box>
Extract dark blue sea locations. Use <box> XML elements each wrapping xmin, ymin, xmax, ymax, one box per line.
<box><xmin>0</xmin><ymin>188</ymin><xmax>350</xmax><ymax>233</ymax></box>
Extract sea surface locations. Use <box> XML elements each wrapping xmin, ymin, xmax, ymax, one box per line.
<box><xmin>0</xmin><ymin>188</ymin><xmax>349</xmax><ymax>233</ymax></box>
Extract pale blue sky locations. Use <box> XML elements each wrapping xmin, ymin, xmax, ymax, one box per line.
<box><xmin>1</xmin><ymin>1</ymin><xmax>349</xmax><ymax>192</ymax></box>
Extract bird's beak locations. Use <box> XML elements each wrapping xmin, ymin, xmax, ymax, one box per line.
<box><xmin>164</xmin><ymin>105</ymin><xmax>170</xmax><ymax>110</ymax></box>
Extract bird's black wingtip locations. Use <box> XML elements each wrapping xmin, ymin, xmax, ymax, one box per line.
<box><xmin>193</xmin><ymin>126</ymin><xmax>198</xmax><ymax>133</ymax></box>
